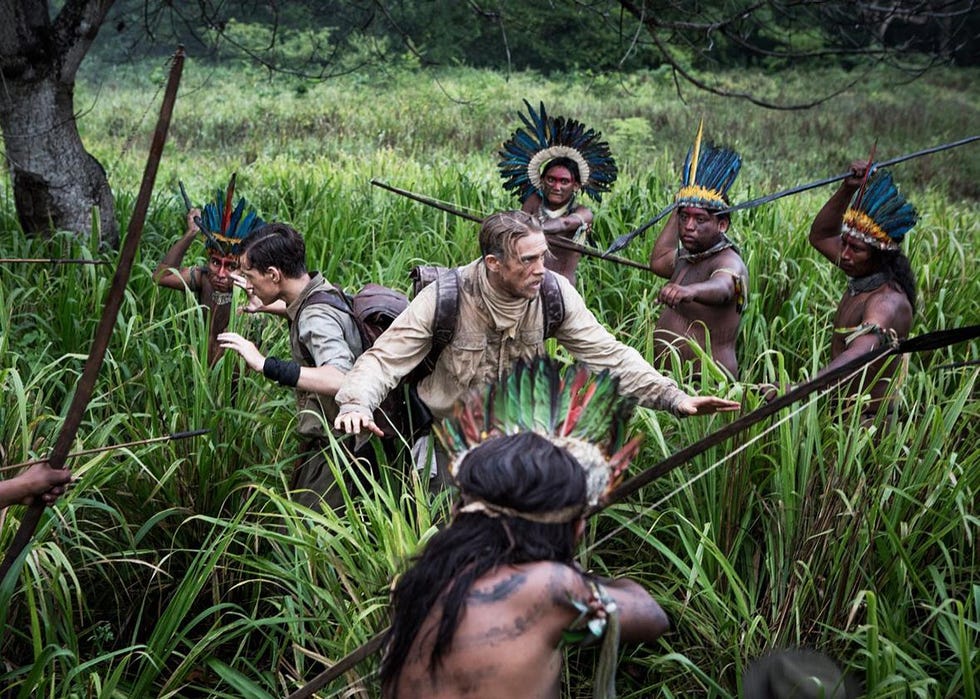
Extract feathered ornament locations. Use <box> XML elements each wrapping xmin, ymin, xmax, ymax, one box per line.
<box><xmin>434</xmin><ymin>357</ymin><xmax>642</xmax><ymax>507</ymax></box>
<box><xmin>190</xmin><ymin>173</ymin><xmax>266</xmax><ymax>256</ymax></box>
<box><xmin>498</xmin><ymin>100</ymin><xmax>618</xmax><ymax>204</ymax></box>
<box><xmin>675</xmin><ymin>119</ymin><xmax>742</xmax><ymax>212</ymax></box>
<box><xmin>841</xmin><ymin>168</ymin><xmax>917</xmax><ymax>251</ymax></box>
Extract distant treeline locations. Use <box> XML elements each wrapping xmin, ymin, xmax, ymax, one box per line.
<box><xmin>95</xmin><ymin>1</ymin><xmax>980</xmax><ymax>75</ymax></box>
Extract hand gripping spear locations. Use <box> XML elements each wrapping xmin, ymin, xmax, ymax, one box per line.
<box><xmin>284</xmin><ymin>323</ymin><xmax>980</xmax><ymax>699</ymax></box>
<box><xmin>0</xmin><ymin>47</ymin><xmax>186</xmax><ymax>586</ymax></box>
<box><xmin>605</xmin><ymin>134</ymin><xmax>980</xmax><ymax>255</ymax></box>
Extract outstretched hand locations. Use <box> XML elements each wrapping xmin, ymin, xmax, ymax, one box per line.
<box><xmin>334</xmin><ymin>410</ymin><xmax>385</xmax><ymax>438</ymax></box>
<box><xmin>217</xmin><ymin>332</ymin><xmax>265</xmax><ymax>372</ymax></box>
<box><xmin>675</xmin><ymin>395</ymin><xmax>741</xmax><ymax>416</ymax></box>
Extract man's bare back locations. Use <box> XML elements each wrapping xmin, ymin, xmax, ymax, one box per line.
<box><xmin>392</xmin><ymin>561</ymin><xmax>667</xmax><ymax>698</ymax></box>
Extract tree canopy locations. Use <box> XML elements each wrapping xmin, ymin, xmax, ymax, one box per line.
<box><xmin>2</xmin><ymin>0</ymin><xmax>976</xmax><ymax>242</ymax></box>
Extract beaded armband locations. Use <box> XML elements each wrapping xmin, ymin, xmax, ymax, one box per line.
<box><xmin>835</xmin><ymin>322</ymin><xmax>898</xmax><ymax>348</ymax></box>
<box><xmin>561</xmin><ymin>580</ymin><xmax>618</xmax><ymax>647</ymax></box>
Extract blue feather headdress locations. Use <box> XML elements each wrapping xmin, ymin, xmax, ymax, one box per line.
<box><xmin>841</xmin><ymin>169</ymin><xmax>917</xmax><ymax>251</ymax></box>
<box><xmin>193</xmin><ymin>173</ymin><xmax>265</xmax><ymax>256</ymax></box>
<box><xmin>675</xmin><ymin>121</ymin><xmax>741</xmax><ymax>212</ymax></box>
<box><xmin>498</xmin><ymin>100</ymin><xmax>618</xmax><ymax>204</ymax></box>
<box><xmin>434</xmin><ymin>357</ymin><xmax>642</xmax><ymax>508</ymax></box>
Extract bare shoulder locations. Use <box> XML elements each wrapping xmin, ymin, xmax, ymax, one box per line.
<box><xmin>572</xmin><ymin>204</ymin><xmax>594</xmax><ymax>223</ymax></box>
<box><xmin>708</xmin><ymin>247</ymin><xmax>748</xmax><ymax>275</ymax></box>
<box><xmin>499</xmin><ymin>561</ymin><xmax>588</xmax><ymax>605</ymax></box>
<box><xmin>522</xmin><ymin>193</ymin><xmax>542</xmax><ymax>212</ymax></box>
<box><xmin>865</xmin><ymin>283</ymin><xmax>913</xmax><ymax>331</ymax></box>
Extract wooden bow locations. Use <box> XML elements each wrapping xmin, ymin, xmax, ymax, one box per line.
<box><xmin>0</xmin><ymin>47</ymin><xmax>185</xmax><ymax>585</ymax></box>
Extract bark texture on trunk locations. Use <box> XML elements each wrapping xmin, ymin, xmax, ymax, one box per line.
<box><xmin>0</xmin><ymin>0</ymin><xmax>118</xmax><ymax>246</ymax></box>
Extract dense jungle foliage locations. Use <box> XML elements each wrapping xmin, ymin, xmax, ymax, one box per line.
<box><xmin>0</xmin><ymin>55</ymin><xmax>978</xmax><ymax>697</ymax></box>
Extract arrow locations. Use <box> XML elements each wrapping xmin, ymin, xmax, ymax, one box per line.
<box><xmin>1</xmin><ymin>429</ymin><xmax>208</xmax><ymax>474</ymax></box>
<box><xmin>0</xmin><ymin>258</ymin><xmax>107</xmax><ymax>265</ymax></box>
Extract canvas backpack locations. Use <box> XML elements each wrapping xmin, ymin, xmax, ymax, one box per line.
<box><xmin>297</xmin><ymin>283</ymin><xmax>416</xmax><ymax>439</ymax></box>
<box><xmin>409</xmin><ymin>264</ymin><xmax>566</xmax><ymax>375</ymax></box>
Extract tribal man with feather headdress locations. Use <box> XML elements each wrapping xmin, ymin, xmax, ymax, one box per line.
<box><xmin>650</xmin><ymin>121</ymin><xmax>748</xmax><ymax>379</ymax></box>
<box><xmin>154</xmin><ymin>174</ymin><xmax>265</xmax><ymax>365</ymax></box>
<box><xmin>807</xmin><ymin>159</ymin><xmax>917</xmax><ymax>421</ymax></box>
<box><xmin>499</xmin><ymin>100</ymin><xmax>618</xmax><ymax>285</ymax></box>
<box><xmin>381</xmin><ymin>358</ymin><xmax>670</xmax><ymax>698</ymax></box>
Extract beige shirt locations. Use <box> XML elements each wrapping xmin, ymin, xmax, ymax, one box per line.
<box><xmin>335</xmin><ymin>259</ymin><xmax>689</xmax><ymax>420</ymax></box>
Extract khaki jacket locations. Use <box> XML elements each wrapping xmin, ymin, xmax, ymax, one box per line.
<box><xmin>335</xmin><ymin>260</ymin><xmax>688</xmax><ymax>420</ymax></box>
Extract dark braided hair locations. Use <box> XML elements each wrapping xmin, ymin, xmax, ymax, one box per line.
<box><xmin>379</xmin><ymin>432</ymin><xmax>587</xmax><ymax>694</ymax></box>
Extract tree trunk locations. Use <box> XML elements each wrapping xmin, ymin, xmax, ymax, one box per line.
<box><xmin>0</xmin><ymin>0</ymin><xmax>118</xmax><ymax>247</ymax></box>
<box><xmin>0</xmin><ymin>76</ymin><xmax>118</xmax><ymax>246</ymax></box>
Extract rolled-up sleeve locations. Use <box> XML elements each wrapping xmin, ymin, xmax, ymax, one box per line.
<box><xmin>297</xmin><ymin>305</ymin><xmax>360</xmax><ymax>372</ymax></box>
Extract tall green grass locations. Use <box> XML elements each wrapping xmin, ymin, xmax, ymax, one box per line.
<box><xmin>0</xmin><ymin>61</ymin><xmax>977</xmax><ymax>696</ymax></box>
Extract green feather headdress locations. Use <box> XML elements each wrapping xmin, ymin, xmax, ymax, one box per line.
<box><xmin>434</xmin><ymin>357</ymin><xmax>642</xmax><ymax>507</ymax></box>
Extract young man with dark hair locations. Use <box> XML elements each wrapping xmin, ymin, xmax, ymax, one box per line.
<box><xmin>218</xmin><ymin>223</ymin><xmax>365</xmax><ymax>509</ymax></box>
<box><xmin>807</xmin><ymin>160</ymin><xmax>917</xmax><ymax>418</ymax></box>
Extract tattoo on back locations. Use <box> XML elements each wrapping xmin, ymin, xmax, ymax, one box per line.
<box><xmin>469</xmin><ymin>572</ymin><xmax>527</xmax><ymax>604</ymax></box>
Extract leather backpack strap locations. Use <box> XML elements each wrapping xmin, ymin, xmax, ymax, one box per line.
<box><xmin>540</xmin><ymin>271</ymin><xmax>566</xmax><ymax>339</ymax></box>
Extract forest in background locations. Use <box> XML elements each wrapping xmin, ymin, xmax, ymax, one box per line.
<box><xmin>94</xmin><ymin>0</ymin><xmax>980</xmax><ymax>73</ymax></box>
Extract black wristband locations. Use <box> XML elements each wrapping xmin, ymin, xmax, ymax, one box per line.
<box><xmin>263</xmin><ymin>357</ymin><xmax>301</xmax><ymax>387</ymax></box>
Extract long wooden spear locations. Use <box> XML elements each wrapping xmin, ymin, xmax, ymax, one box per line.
<box><xmin>285</xmin><ymin>323</ymin><xmax>980</xmax><ymax>698</ymax></box>
<box><xmin>0</xmin><ymin>47</ymin><xmax>185</xmax><ymax>585</ymax></box>
<box><xmin>605</xmin><ymin>134</ymin><xmax>980</xmax><ymax>254</ymax></box>
<box><xmin>370</xmin><ymin>179</ymin><xmax>657</xmax><ymax>274</ymax></box>
<box><xmin>0</xmin><ymin>429</ymin><xmax>208</xmax><ymax>474</ymax></box>
<box><xmin>596</xmin><ymin>324</ymin><xmax>980</xmax><ymax>511</ymax></box>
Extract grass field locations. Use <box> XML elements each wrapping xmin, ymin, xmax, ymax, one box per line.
<box><xmin>0</xmin><ymin>57</ymin><xmax>977</xmax><ymax>697</ymax></box>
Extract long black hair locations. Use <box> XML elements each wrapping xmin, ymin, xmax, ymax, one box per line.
<box><xmin>379</xmin><ymin>432</ymin><xmax>587</xmax><ymax>693</ymax></box>
<box><xmin>879</xmin><ymin>248</ymin><xmax>917</xmax><ymax>308</ymax></box>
